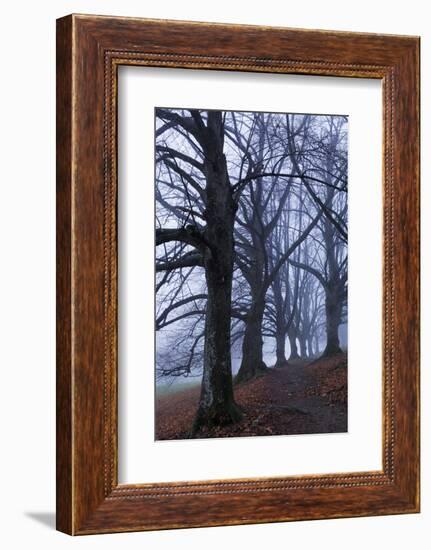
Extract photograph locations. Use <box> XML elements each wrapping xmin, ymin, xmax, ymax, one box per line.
<box><xmin>155</xmin><ymin>107</ymin><xmax>348</xmax><ymax>440</ymax></box>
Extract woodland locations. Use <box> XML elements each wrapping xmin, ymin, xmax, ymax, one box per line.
<box><xmin>155</xmin><ymin>108</ymin><xmax>348</xmax><ymax>439</ymax></box>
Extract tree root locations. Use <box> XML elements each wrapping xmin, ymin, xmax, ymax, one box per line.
<box><xmin>235</xmin><ymin>361</ymin><xmax>268</xmax><ymax>385</ymax></box>
<box><xmin>190</xmin><ymin>401</ymin><xmax>243</xmax><ymax>438</ymax></box>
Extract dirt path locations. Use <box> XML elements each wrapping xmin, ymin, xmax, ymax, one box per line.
<box><xmin>156</xmin><ymin>353</ymin><xmax>347</xmax><ymax>440</ymax></box>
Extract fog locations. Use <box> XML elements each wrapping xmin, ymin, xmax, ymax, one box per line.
<box><xmin>154</xmin><ymin>108</ymin><xmax>348</xmax><ymax>391</ymax></box>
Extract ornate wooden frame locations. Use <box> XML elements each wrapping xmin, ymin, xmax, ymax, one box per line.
<box><xmin>56</xmin><ymin>14</ymin><xmax>420</xmax><ymax>535</ymax></box>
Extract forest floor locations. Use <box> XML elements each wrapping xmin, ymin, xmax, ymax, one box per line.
<box><xmin>155</xmin><ymin>352</ymin><xmax>347</xmax><ymax>440</ymax></box>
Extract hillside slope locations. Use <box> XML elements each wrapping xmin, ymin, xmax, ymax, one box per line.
<box><xmin>156</xmin><ymin>352</ymin><xmax>347</xmax><ymax>440</ymax></box>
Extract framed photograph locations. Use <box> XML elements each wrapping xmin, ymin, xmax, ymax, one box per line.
<box><xmin>56</xmin><ymin>14</ymin><xmax>420</xmax><ymax>534</ymax></box>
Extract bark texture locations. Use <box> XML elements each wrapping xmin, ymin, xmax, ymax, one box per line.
<box><xmin>192</xmin><ymin>112</ymin><xmax>242</xmax><ymax>434</ymax></box>
<box><xmin>236</xmin><ymin>300</ymin><xmax>268</xmax><ymax>384</ymax></box>
<box><xmin>322</xmin><ymin>285</ymin><xmax>342</xmax><ymax>356</ymax></box>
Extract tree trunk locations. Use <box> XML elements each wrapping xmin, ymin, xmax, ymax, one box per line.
<box><xmin>298</xmin><ymin>334</ymin><xmax>308</xmax><ymax>359</ymax></box>
<box><xmin>275</xmin><ymin>329</ymin><xmax>287</xmax><ymax>367</ymax></box>
<box><xmin>236</xmin><ymin>299</ymin><xmax>267</xmax><ymax>384</ymax></box>
<box><xmin>307</xmin><ymin>336</ymin><xmax>313</xmax><ymax>358</ymax></box>
<box><xmin>192</xmin><ymin>261</ymin><xmax>242</xmax><ymax>434</ymax></box>
<box><xmin>314</xmin><ymin>334</ymin><xmax>319</xmax><ymax>356</ymax></box>
<box><xmin>192</xmin><ymin>114</ymin><xmax>242</xmax><ymax>434</ymax></box>
<box><xmin>322</xmin><ymin>286</ymin><xmax>342</xmax><ymax>356</ymax></box>
<box><xmin>287</xmin><ymin>325</ymin><xmax>300</xmax><ymax>361</ymax></box>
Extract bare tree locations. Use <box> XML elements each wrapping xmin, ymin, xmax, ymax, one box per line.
<box><xmin>156</xmin><ymin>109</ymin><xmax>242</xmax><ymax>434</ymax></box>
<box><xmin>285</xmin><ymin>115</ymin><xmax>348</xmax><ymax>356</ymax></box>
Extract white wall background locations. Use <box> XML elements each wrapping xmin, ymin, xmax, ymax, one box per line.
<box><xmin>0</xmin><ymin>1</ymin><xmax>427</xmax><ymax>548</ymax></box>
